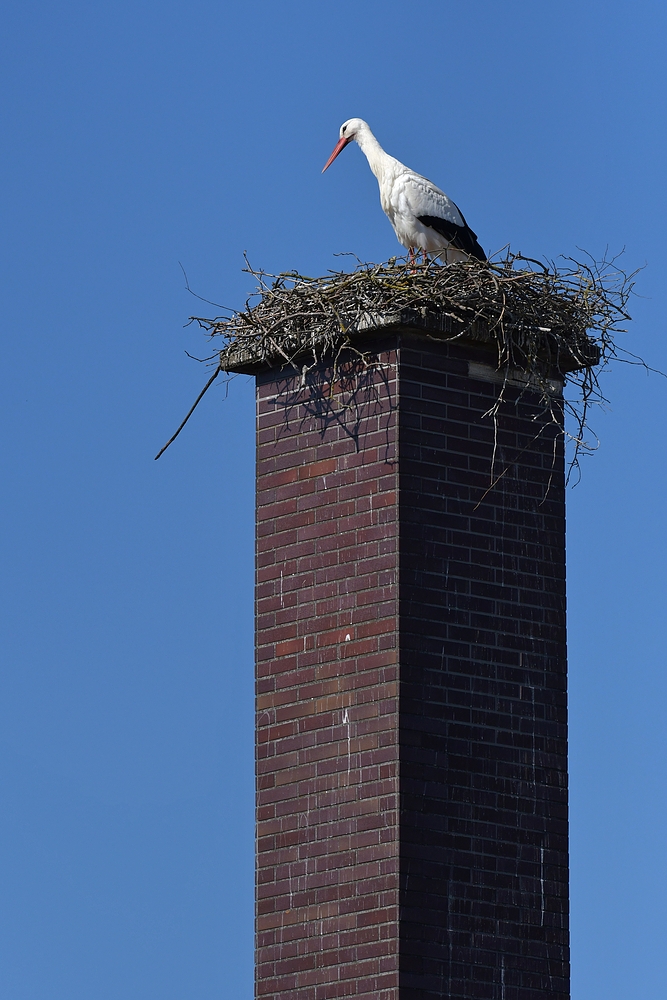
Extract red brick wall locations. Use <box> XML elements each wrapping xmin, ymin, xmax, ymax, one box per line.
<box><xmin>255</xmin><ymin>348</ymin><xmax>401</xmax><ymax>1000</ymax></box>
<box><xmin>255</xmin><ymin>334</ymin><xmax>570</xmax><ymax>1000</ymax></box>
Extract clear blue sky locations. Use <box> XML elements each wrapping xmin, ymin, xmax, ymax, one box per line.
<box><xmin>1</xmin><ymin>1</ymin><xmax>666</xmax><ymax>997</ymax></box>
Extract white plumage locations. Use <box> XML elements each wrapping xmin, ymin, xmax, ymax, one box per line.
<box><xmin>323</xmin><ymin>118</ymin><xmax>485</xmax><ymax>264</ymax></box>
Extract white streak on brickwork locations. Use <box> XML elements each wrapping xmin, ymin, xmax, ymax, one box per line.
<box><xmin>447</xmin><ymin>887</ymin><xmax>452</xmax><ymax>998</ymax></box>
<box><xmin>531</xmin><ymin>686</ymin><xmax>536</xmax><ymax>780</ymax></box>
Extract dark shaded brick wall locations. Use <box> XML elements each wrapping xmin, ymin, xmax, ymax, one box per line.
<box><xmin>398</xmin><ymin>345</ymin><xmax>568</xmax><ymax>1000</ymax></box>
<box><xmin>255</xmin><ymin>335</ymin><xmax>569</xmax><ymax>1000</ymax></box>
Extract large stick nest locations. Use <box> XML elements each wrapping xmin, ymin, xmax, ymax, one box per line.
<box><xmin>194</xmin><ymin>251</ymin><xmax>632</xmax><ymax>379</ymax></box>
<box><xmin>157</xmin><ymin>251</ymin><xmax>637</xmax><ymax>476</ymax></box>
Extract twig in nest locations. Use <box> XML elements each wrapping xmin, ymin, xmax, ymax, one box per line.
<box><xmin>179</xmin><ymin>262</ymin><xmax>233</xmax><ymax>312</ymax></box>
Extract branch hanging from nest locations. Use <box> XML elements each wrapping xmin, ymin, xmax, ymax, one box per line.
<box><xmin>154</xmin><ymin>365</ymin><xmax>222</xmax><ymax>460</ymax></box>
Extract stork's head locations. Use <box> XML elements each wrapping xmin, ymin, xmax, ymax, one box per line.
<box><xmin>322</xmin><ymin>118</ymin><xmax>369</xmax><ymax>172</ymax></box>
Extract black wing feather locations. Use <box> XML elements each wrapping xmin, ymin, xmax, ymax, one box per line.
<box><xmin>417</xmin><ymin>207</ymin><xmax>486</xmax><ymax>262</ymax></box>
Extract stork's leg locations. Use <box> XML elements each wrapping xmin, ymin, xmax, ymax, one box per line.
<box><xmin>408</xmin><ymin>247</ymin><xmax>416</xmax><ymax>267</ymax></box>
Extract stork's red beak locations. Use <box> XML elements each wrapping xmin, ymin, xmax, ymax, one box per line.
<box><xmin>322</xmin><ymin>136</ymin><xmax>352</xmax><ymax>173</ymax></box>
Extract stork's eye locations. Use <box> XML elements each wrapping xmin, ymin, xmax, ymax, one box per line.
<box><xmin>342</xmin><ymin>125</ymin><xmax>347</xmax><ymax>133</ymax></box>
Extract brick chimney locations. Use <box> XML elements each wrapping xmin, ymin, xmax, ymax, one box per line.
<box><xmin>244</xmin><ymin>318</ymin><xmax>571</xmax><ymax>1000</ymax></box>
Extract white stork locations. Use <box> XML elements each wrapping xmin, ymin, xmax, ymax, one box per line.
<box><xmin>322</xmin><ymin>118</ymin><xmax>486</xmax><ymax>265</ymax></box>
